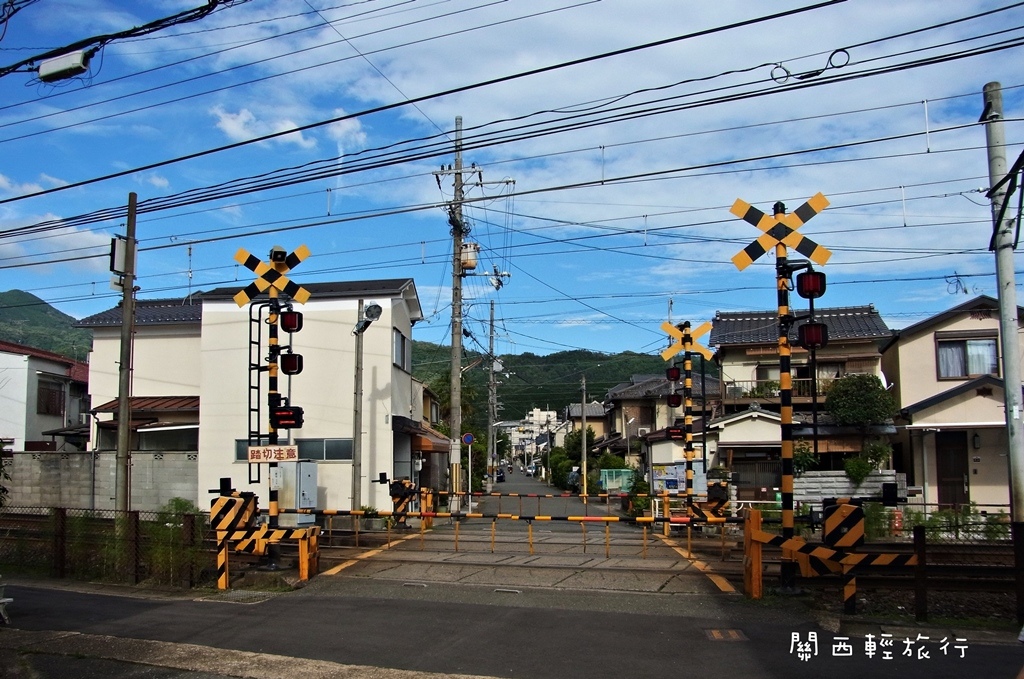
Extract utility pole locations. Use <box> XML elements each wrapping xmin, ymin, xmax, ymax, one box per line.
<box><xmin>581</xmin><ymin>375</ymin><xmax>587</xmax><ymax>504</ymax></box>
<box><xmin>488</xmin><ymin>300</ymin><xmax>497</xmax><ymax>481</ymax></box>
<box><xmin>449</xmin><ymin>117</ymin><xmax>466</xmax><ymax>510</ymax></box>
<box><xmin>115</xmin><ymin>192</ymin><xmax>138</xmax><ymax>513</ymax></box>
<box><xmin>981</xmin><ymin>84</ymin><xmax>1024</xmax><ymax>599</ymax></box>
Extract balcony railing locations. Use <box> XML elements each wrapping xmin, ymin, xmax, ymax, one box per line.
<box><xmin>723</xmin><ymin>378</ymin><xmax>836</xmax><ymax>400</ymax></box>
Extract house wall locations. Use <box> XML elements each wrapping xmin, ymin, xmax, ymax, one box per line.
<box><xmin>0</xmin><ymin>353</ymin><xmax>30</xmax><ymax>448</ymax></box>
<box><xmin>88</xmin><ymin>326</ymin><xmax>203</xmax><ymax>411</ymax></box>
<box><xmin>197</xmin><ymin>297</ymin><xmax>405</xmax><ymax>513</ymax></box>
<box><xmin>884</xmin><ymin>313</ymin><xmax>1024</xmax><ymax>408</ymax></box>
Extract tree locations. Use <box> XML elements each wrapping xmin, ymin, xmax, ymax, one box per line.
<box><xmin>825</xmin><ymin>374</ymin><xmax>898</xmax><ymax>485</ymax></box>
<box><xmin>562</xmin><ymin>427</ymin><xmax>597</xmax><ymax>464</ymax></box>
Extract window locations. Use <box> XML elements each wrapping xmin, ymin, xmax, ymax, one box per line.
<box><xmin>936</xmin><ymin>334</ymin><xmax>998</xmax><ymax>379</ymax></box>
<box><xmin>139</xmin><ymin>427</ymin><xmax>198</xmax><ymax>451</ymax></box>
<box><xmin>393</xmin><ymin>328</ymin><xmax>411</xmax><ymax>372</ymax></box>
<box><xmin>37</xmin><ymin>381</ymin><xmax>64</xmax><ymax>416</ymax></box>
<box><xmin>296</xmin><ymin>438</ymin><xmax>353</xmax><ymax>461</ymax></box>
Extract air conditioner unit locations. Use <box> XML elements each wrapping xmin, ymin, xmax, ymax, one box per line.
<box><xmin>637</xmin><ymin>428</ymin><xmax>650</xmax><ymax>437</ymax></box>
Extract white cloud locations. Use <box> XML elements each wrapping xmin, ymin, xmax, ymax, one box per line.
<box><xmin>210</xmin><ymin>106</ymin><xmax>317</xmax><ymax>149</ymax></box>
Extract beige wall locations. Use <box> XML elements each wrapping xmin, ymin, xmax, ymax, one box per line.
<box><xmin>885</xmin><ymin>313</ymin><xmax>1024</xmax><ymax>408</ymax></box>
<box><xmin>88</xmin><ymin>326</ymin><xmax>202</xmax><ymax>410</ymax></box>
<box><xmin>198</xmin><ymin>297</ymin><xmax>408</xmax><ymax>512</ymax></box>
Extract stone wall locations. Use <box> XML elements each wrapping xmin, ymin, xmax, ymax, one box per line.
<box><xmin>3</xmin><ymin>451</ymin><xmax>198</xmax><ymax>512</ymax></box>
<box><xmin>794</xmin><ymin>469</ymin><xmax>902</xmax><ymax>511</ymax></box>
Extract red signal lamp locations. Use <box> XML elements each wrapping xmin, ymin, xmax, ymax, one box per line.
<box><xmin>280</xmin><ymin>310</ymin><xmax>303</xmax><ymax>333</ymax></box>
<box><xmin>798</xmin><ymin>322</ymin><xmax>829</xmax><ymax>350</ymax></box>
<box><xmin>796</xmin><ymin>271</ymin><xmax>826</xmax><ymax>299</ymax></box>
<box><xmin>666</xmin><ymin>366</ymin><xmax>681</xmax><ymax>381</ymax></box>
<box><xmin>280</xmin><ymin>352</ymin><xmax>304</xmax><ymax>375</ymax></box>
<box><xmin>667</xmin><ymin>393</ymin><xmax>682</xmax><ymax>408</ymax></box>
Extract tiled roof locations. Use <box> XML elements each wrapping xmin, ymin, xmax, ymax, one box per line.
<box><xmin>0</xmin><ymin>340</ymin><xmax>89</xmax><ymax>382</ymax></box>
<box><xmin>564</xmin><ymin>401</ymin><xmax>607</xmax><ymax>418</ymax></box>
<box><xmin>606</xmin><ymin>373</ymin><xmax>718</xmax><ymax>399</ymax></box>
<box><xmin>75</xmin><ymin>298</ymin><xmax>202</xmax><ymax>328</ymax></box>
<box><xmin>202</xmin><ymin>278</ymin><xmax>417</xmax><ymax>301</ymax></box>
<box><xmin>92</xmin><ymin>396</ymin><xmax>200</xmax><ymax>413</ymax></box>
<box><xmin>710</xmin><ymin>305</ymin><xmax>892</xmax><ymax>346</ymax></box>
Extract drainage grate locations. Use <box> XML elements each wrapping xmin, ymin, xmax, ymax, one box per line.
<box><xmin>199</xmin><ymin>590</ymin><xmax>281</xmax><ymax>605</ymax></box>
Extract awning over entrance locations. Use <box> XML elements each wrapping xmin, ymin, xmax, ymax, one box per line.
<box><xmin>393</xmin><ymin>416</ymin><xmax>449</xmax><ymax>453</ymax></box>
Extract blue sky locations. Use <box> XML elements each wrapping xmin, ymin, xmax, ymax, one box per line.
<box><xmin>0</xmin><ymin>0</ymin><xmax>1022</xmax><ymax>358</ymax></box>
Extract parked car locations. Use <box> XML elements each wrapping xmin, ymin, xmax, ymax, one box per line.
<box><xmin>525</xmin><ymin>464</ymin><xmax>536</xmax><ymax>477</ymax></box>
<box><xmin>496</xmin><ymin>468</ymin><xmax>506</xmax><ymax>482</ymax></box>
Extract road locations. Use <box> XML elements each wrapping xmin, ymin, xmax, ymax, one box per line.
<box><xmin>1</xmin><ymin>470</ymin><xmax>1020</xmax><ymax>678</ymax></box>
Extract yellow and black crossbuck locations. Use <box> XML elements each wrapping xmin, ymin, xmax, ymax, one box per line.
<box><xmin>233</xmin><ymin>245</ymin><xmax>311</xmax><ymax>307</ymax></box>
<box><xmin>730</xmin><ymin>193</ymin><xmax>832</xmax><ymax>271</ymax></box>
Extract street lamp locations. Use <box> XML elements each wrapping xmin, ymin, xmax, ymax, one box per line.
<box><xmin>352</xmin><ymin>301</ymin><xmax>382</xmax><ymax>512</ymax></box>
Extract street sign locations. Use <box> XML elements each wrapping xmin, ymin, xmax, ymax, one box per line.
<box><xmin>730</xmin><ymin>193</ymin><xmax>831</xmax><ymax>271</ymax></box>
<box><xmin>660</xmin><ymin>321</ymin><xmax>713</xmax><ymax>361</ymax></box>
<box><xmin>461</xmin><ymin>433</ymin><xmax>475</xmax><ymax>445</ymax></box>
<box><xmin>247</xmin><ymin>445</ymin><xmax>299</xmax><ymax>463</ymax></box>
<box><xmin>233</xmin><ymin>245</ymin><xmax>312</xmax><ymax>307</ymax></box>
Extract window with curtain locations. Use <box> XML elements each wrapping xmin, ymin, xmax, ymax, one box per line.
<box><xmin>937</xmin><ymin>337</ymin><xmax>998</xmax><ymax>378</ymax></box>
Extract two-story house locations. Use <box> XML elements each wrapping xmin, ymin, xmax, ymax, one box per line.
<box><xmin>602</xmin><ymin>372</ymin><xmax>718</xmax><ymax>478</ymax></box>
<box><xmin>0</xmin><ymin>340</ymin><xmax>89</xmax><ymax>452</ymax></box>
<box><xmin>708</xmin><ymin>305</ymin><xmax>893</xmax><ymax>500</ymax></box>
<box><xmin>76</xmin><ymin>277</ymin><xmax>432</xmax><ymax>513</ymax></box>
<box><xmin>881</xmin><ymin>295</ymin><xmax>1021</xmax><ymax>511</ymax></box>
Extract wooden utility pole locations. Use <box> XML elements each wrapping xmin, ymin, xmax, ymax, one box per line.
<box><xmin>115</xmin><ymin>193</ymin><xmax>137</xmax><ymax>513</ymax></box>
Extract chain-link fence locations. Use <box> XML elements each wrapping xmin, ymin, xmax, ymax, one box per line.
<box><xmin>0</xmin><ymin>506</ymin><xmax>217</xmax><ymax>588</ymax></box>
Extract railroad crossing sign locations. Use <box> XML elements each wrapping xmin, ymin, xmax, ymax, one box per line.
<box><xmin>730</xmin><ymin>193</ymin><xmax>832</xmax><ymax>271</ymax></box>
<box><xmin>660</xmin><ymin>320</ymin><xmax>712</xmax><ymax>361</ymax></box>
<box><xmin>233</xmin><ymin>245</ymin><xmax>312</xmax><ymax>307</ymax></box>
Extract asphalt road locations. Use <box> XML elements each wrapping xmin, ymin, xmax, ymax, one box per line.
<box><xmin>1</xmin><ymin>470</ymin><xmax>1020</xmax><ymax>678</ymax></box>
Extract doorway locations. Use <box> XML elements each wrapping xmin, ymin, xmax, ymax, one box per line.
<box><xmin>935</xmin><ymin>431</ymin><xmax>969</xmax><ymax>509</ymax></box>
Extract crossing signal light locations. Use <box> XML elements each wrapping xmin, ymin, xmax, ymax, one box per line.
<box><xmin>667</xmin><ymin>393</ymin><xmax>682</xmax><ymax>408</ymax></box>
<box><xmin>280</xmin><ymin>352</ymin><xmax>303</xmax><ymax>375</ymax></box>
<box><xmin>270</xmin><ymin>405</ymin><xmax>304</xmax><ymax>429</ymax></box>
<box><xmin>798</xmin><ymin>322</ymin><xmax>829</xmax><ymax>350</ymax></box>
<box><xmin>666</xmin><ymin>366</ymin><xmax>681</xmax><ymax>381</ymax></box>
<box><xmin>280</xmin><ymin>310</ymin><xmax>303</xmax><ymax>333</ymax></box>
<box><xmin>796</xmin><ymin>270</ymin><xmax>826</xmax><ymax>299</ymax></box>
<box><xmin>666</xmin><ymin>426</ymin><xmax>685</xmax><ymax>440</ymax></box>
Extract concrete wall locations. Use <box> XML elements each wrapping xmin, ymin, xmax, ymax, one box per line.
<box><xmin>4</xmin><ymin>450</ymin><xmax>198</xmax><ymax>512</ymax></box>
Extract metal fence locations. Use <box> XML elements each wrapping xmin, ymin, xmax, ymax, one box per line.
<box><xmin>0</xmin><ymin>506</ymin><xmax>217</xmax><ymax>588</ymax></box>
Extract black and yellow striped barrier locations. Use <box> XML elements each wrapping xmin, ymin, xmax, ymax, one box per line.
<box><xmin>747</xmin><ymin>517</ymin><xmax>916</xmax><ymax>612</ymax></box>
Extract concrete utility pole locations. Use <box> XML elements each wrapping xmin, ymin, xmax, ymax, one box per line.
<box><xmin>115</xmin><ymin>193</ymin><xmax>138</xmax><ymax>513</ymax></box>
<box><xmin>982</xmin><ymin>83</ymin><xmax>1024</xmax><ymax>532</ymax></box>
<box><xmin>449</xmin><ymin>117</ymin><xmax>466</xmax><ymax>510</ymax></box>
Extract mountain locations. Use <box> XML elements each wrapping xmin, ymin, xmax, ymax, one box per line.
<box><xmin>412</xmin><ymin>340</ymin><xmax>679</xmax><ymax>428</ymax></box>
<box><xmin>0</xmin><ymin>290</ymin><xmax>92</xmax><ymax>361</ymax></box>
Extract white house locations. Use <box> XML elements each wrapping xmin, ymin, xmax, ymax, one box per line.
<box><xmin>76</xmin><ymin>277</ymin><xmax>433</xmax><ymax>513</ymax></box>
<box><xmin>0</xmin><ymin>340</ymin><xmax>89</xmax><ymax>451</ymax></box>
